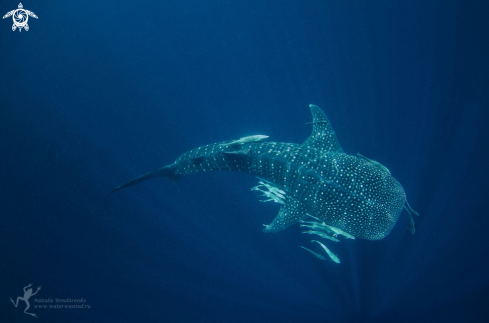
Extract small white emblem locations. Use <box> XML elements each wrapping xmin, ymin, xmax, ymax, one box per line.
<box><xmin>3</xmin><ymin>3</ymin><xmax>37</xmax><ymax>32</ymax></box>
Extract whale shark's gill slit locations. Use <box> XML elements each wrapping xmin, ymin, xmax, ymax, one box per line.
<box><xmin>112</xmin><ymin>104</ymin><xmax>419</xmax><ymax>265</ymax></box>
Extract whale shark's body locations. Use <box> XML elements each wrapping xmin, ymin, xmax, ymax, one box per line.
<box><xmin>112</xmin><ymin>105</ymin><xmax>413</xmax><ymax>241</ymax></box>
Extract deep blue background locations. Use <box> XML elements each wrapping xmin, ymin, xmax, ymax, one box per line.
<box><xmin>1</xmin><ymin>0</ymin><xmax>488</xmax><ymax>322</ymax></box>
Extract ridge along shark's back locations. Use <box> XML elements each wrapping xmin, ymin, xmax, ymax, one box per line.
<box><xmin>111</xmin><ymin>104</ymin><xmax>413</xmax><ymax>242</ymax></box>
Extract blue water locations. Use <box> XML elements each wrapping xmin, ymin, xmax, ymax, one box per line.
<box><xmin>1</xmin><ymin>0</ymin><xmax>488</xmax><ymax>322</ymax></box>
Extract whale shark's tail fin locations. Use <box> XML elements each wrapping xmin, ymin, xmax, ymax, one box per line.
<box><xmin>111</xmin><ymin>163</ymin><xmax>181</xmax><ymax>193</ymax></box>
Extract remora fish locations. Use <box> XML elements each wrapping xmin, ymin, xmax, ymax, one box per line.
<box><xmin>300</xmin><ymin>246</ymin><xmax>326</xmax><ymax>260</ymax></box>
<box><xmin>312</xmin><ymin>240</ymin><xmax>340</xmax><ymax>264</ymax></box>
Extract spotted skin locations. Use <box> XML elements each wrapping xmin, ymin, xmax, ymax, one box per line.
<box><xmin>112</xmin><ymin>105</ymin><xmax>408</xmax><ymax>240</ymax></box>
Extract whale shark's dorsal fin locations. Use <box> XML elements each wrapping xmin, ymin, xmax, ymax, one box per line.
<box><xmin>302</xmin><ymin>104</ymin><xmax>344</xmax><ymax>153</ymax></box>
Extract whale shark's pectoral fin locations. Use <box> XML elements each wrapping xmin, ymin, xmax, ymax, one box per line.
<box><xmin>302</xmin><ymin>104</ymin><xmax>344</xmax><ymax>153</ymax></box>
<box><xmin>263</xmin><ymin>198</ymin><xmax>307</xmax><ymax>233</ymax></box>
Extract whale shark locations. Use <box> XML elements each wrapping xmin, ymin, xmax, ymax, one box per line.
<box><xmin>112</xmin><ymin>104</ymin><xmax>417</xmax><ymax>245</ymax></box>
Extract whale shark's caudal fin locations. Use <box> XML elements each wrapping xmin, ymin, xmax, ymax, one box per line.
<box><xmin>111</xmin><ymin>163</ymin><xmax>181</xmax><ymax>193</ymax></box>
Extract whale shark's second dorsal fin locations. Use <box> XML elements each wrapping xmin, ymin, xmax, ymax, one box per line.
<box><xmin>301</xmin><ymin>104</ymin><xmax>344</xmax><ymax>153</ymax></box>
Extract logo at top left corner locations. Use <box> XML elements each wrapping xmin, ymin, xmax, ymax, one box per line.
<box><xmin>3</xmin><ymin>3</ymin><xmax>37</xmax><ymax>32</ymax></box>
